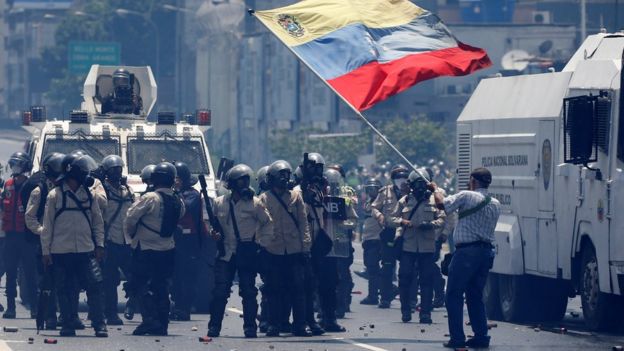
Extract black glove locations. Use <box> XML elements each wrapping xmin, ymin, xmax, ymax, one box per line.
<box><xmin>418</xmin><ymin>221</ymin><xmax>435</xmax><ymax>230</ymax></box>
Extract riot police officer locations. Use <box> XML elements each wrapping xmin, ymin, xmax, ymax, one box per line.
<box><xmin>140</xmin><ymin>164</ymin><xmax>156</xmax><ymax>194</ymax></box>
<box><xmin>360</xmin><ymin>178</ymin><xmax>383</xmax><ymax>305</ymax></box>
<box><xmin>170</xmin><ymin>161</ymin><xmax>206</xmax><ymax>321</ymax></box>
<box><xmin>41</xmin><ymin>153</ymin><xmax>108</xmax><ymax>337</ymax></box>
<box><xmin>256</xmin><ymin>166</ymin><xmax>270</xmax><ymax>195</ymax></box>
<box><xmin>24</xmin><ymin>152</ymin><xmax>65</xmax><ymax>329</ymax></box>
<box><xmin>100</xmin><ymin>155</ymin><xmax>135</xmax><ymax>326</ymax></box>
<box><xmin>391</xmin><ymin>169</ymin><xmax>445</xmax><ymax>324</ymax></box>
<box><xmin>1</xmin><ymin>152</ymin><xmax>37</xmax><ymax>319</ymax></box>
<box><xmin>101</xmin><ymin>68</ymin><xmax>143</xmax><ymax>115</ymax></box>
<box><xmin>207</xmin><ymin>164</ymin><xmax>272</xmax><ymax>338</ymax></box>
<box><xmin>257</xmin><ymin>160</ymin><xmax>311</xmax><ymax>337</ymax></box>
<box><xmin>371</xmin><ymin>164</ymin><xmax>409</xmax><ymax>308</ymax></box>
<box><xmin>125</xmin><ymin>162</ymin><xmax>184</xmax><ymax>336</ymax></box>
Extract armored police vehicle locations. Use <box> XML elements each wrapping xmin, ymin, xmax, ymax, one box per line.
<box><xmin>22</xmin><ymin>65</ymin><xmax>217</xmax><ymax>311</ymax></box>
<box><xmin>456</xmin><ymin>32</ymin><xmax>624</xmax><ymax>330</ymax></box>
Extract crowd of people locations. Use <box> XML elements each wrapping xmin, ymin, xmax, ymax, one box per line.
<box><xmin>0</xmin><ymin>149</ymin><xmax>500</xmax><ymax>349</ymax></box>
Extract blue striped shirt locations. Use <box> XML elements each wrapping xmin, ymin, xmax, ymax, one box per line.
<box><xmin>443</xmin><ymin>188</ymin><xmax>500</xmax><ymax>245</ymax></box>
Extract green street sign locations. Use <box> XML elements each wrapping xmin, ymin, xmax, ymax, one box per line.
<box><xmin>68</xmin><ymin>41</ymin><xmax>121</xmax><ymax>75</ymax></box>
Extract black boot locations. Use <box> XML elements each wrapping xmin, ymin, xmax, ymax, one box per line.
<box><xmin>321</xmin><ymin>319</ymin><xmax>346</xmax><ymax>332</ymax></box>
<box><xmin>2</xmin><ymin>298</ymin><xmax>16</xmax><ymax>319</ymax></box>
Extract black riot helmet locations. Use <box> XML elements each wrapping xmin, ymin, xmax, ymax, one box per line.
<box><xmin>364</xmin><ymin>177</ymin><xmax>382</xmax><ymax>189</ymax></box>
<box><xmin>151</xmin><ymin>162</ymin><xmax>177</xmax><ymax>188</ymax></box>
<box><xmin>101</xmin><ymin>155</ymin><xmax>124</xmax><ymax>183</ymax></box>
<box><xmin>140</xmin><ymin>164</ymin><xmax>156</xmax><ymax>184</ymax></box>
<box><xmin>62</xmin><ymin>154</ymin><xmax>98</xmax><ymax>186</ymax></box>
<box><xmin>112</xmin><ymin>68</ymin><xmax>131</xmax><ymax>89</ymax></box>
<box><xmin>174</xmin><ymin>161</ymin><xmax>197</xmax><ymax>187</ymax></box>
<box><xmin>267</xmin><ymin>160</ymin><xmax>292</xmax><ymax>190</ymax></box>
<box><xmin>390</xmin><ymin>164</ymin><xmax>410</xmax><ymax>180</ymax></box>
<box><xmin>41</xmin><ymin>152</ymin><xmax>65</xmax><ymax>181</ymax></box>
<box><xmin>293</xmin><ymin>166</ymin><xmax>303</xmax><ymax>186</ymax></box>
<box><xmin>303</xmin><ymin>152</ymin><xmax>325</xmax><ymax>182</ymax></box>
<box><xmin>225</xmin><ymin>164</ymin><xmax>254</xmax><ymax>190</ymax></box>
<box><xmin>8</xmin><ymin>151</ymin><xmax>32</xmax><ymax>175</ymax></box>
<box><xmin>408</xmin><ymin>168</ymin><xmax>431</xmax><ymax>200</ymax></box>
<box><xmin>327</xmin><ymin>163</ymin><xmax>345</xmax><ymax>178</ymax></box>
<box><xmin>256</xmin><ymin>165</ymin><xmax>269</xmax><ymax>192</ymax></box>
<box><xmin>324</xmin><ymin>168</ymin><xmax>343</xmax><ymax>196</ymax></box>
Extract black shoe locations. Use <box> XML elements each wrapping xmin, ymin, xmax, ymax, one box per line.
<box><xmin>292</xmin><ymin>327</ymin><xmax>312</xmax><ymax>337</ymax></box>
<box><xmin>106</xmin><ymin>314</ymin><xmax>124</xmax><ymax>326</ymax></box>
<box><xmin>443</xmin><ymin>340</ymin><xmax>466</xmax><ymax>349</ymax></box>
<box><xmin>321</xmin><ymin>321</ymin><xmax>346</xmax><ymax>333</ymax></box>
<box><xmin>207</xmin><ymin>327</ymin><xmax>220</xmax><ymax>338</ymax></box>
<box><xmin>360</xmin><ymin>296</ymin><xmax>378</xmax><ymax>305</ymax></box>
<box><xmin>401</xmin><ymin>312</ymin><xmax>412</xmax><ymax>323</ymax></box>
<box><xmin>309</xmin><ymin>323</ymin><xmax>325</xmax><ymax>336</ymax></box>
<box><xmin>378</xmin><ymin>301</ymin><xmax>391</xmax><ymax>309</ymax></box>
<box><xmin>279</xmin><ymin>323</ymin><xmax>292</xmax><ymax>333</ymax></box>
<box><xmin>336</xmin><ymin>310</ymin><xmax>345</xmax><ymax>319</ymax></box>
<box><xmin>45</xmin><ymin>317</ymin><xmax>58</xmax><ymax>330</ymax></box>
<box><xmin>265</xmin><ymin>326</ymin><xmax>279</xmax><ymax>337</ymax></box>
<box><xmin>60</xmin><ymin>327</ymin><xmax>76</xmax><ymax>337</ymax></box>
<box><xmin>465</xmin><ymin>336</ymin><xmax>490</xmax><ymax>348</ymax></box>
<box><xmin>244</xmin><ymin>328</ymin><xmax>257</xmax><ymax>338</ymax></box>
<box><xmin>93</xmin><ymin>324</ymin><xmax>108</xmax><ymax>338</ymax></box>
<box><xmin>354</xmin><ymin>270</ymin><xmax>369</xmax><ymax>280</ymax></box>
<box><xmin>124</xmin><ymin>305</ymin><xmax>134</xmax><ymax>320</ymax></box>
<box><xmin>2</xmin><ymin>309</ymin><xmax>16</xmax><ymax>319</ymax></box>
<box><xmin>70</xmin><ymin>318</ymin><xmax>85</xmax><ymax>330</ymax></box>
<box><xmin>433</xmin><ymin>297</ymin><xmax>445</xmax><ymax>308</ymax></box>
<box><xmin>133</xmin><ymin>322</ymin><xmax>164</xmax><ymax>336</ymax></box>
<box><xmin>259</xmin><ymin>322</ymin><xmax>268</xmax><ymax>333</ymax></box>
<box><xmin>419</xmin><ymin>314</ymin><xmax>432</xmax><ymax>324</ymax></box>
<box><xmin>169</xmin><ymin>310</ymin><xmax>191</xmax><ymax>321</ymax></box>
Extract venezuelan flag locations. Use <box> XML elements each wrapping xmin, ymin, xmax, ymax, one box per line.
<box><xmin>255</xmin><ymin>0</ymin><xmax>491</xmax><ymax>111</ymax></box>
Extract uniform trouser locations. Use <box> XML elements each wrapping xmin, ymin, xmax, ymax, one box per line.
<box><xmin>208</xmin><ymin>255</ymin><xmax>258</xmax><ymax>331</ymax></box>
<box><xmin>379</xmin><ymin>231</ymin><xmax>397</xmax><ymax>304</ymax></box>
<box><xmin>312</xmin><ymin>256</ymin><xmax>339</xmax><ymax>323</ymax></box>
<box><xmin>53</xmin><ymin>252</ymin><xmax>105</xmax><ymax>328</ymax></box>
<box><xmin>303</xmin><ymin>256</ymin><xmax>318</xmax><ymax>326</ymax></box>
<box><xmin>362</xmin><ymin>240</ymin><xmax>381</xmax><ymax>300</ymax></box>
<box><xmin>171</xmin><ymin>235</ymin><xmax>200</xmax><ymax>315</ymax></box>
<box><xmin>36</xmin><ymin>254</ymin><xmax>57</xmax><ymax>320</ymax></box>
<box><xmin>265</xmin><ymin>253</ymin><xmax>306</xmax><ymax>330</ymax></box>
<box><xmin>335</xmin><ymin>253</ymin><xmax>354</xmax><ymax>314</ymax></box>
<box><xmin>398</xmin><ymin>251</ymin><xmax>434</xmax><ymax>316</ymax></box>
<box><xmin>102</xmin><ymin>242</ymin><xmax>133</xmax><ymax>317</ymax></box>
<box><xmin>446</xmin><ymin>246</ymin><xmax>492</xmax><ymax>342</ymax></box>
<box><xmin>133</xmin><ymin>248</ymin><xmax>174</xmax><ymax>329</ymax></box>
<box><xmin>4</xmin><ymin>232</ymin><xmax>38</xmax><ymax>309</ymax></box>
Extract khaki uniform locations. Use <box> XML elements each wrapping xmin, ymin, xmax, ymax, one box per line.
<box><xmin>371</xmin><ymin>185</ymin><xmax>402</xmax><ymax>228</ymax></box>
<box><xmin>25</xmin><ymin>181</ymin><xmax>54</xmax><ymax>236</ymax></box>
<box><xmin>391</xmin><ymin>194</ymin><xmax>446</xmax><ymax>253</ymax></box>
<box><xmin>215</xmin><ymin>193</ymin><xmax>272</xmax><ymax>262</ymax></box>
<box><xmin>257</xmin><ymin>190</ymin><xmax>311</xmax><ymax>255</ymax></box>
<box><xmin>41</xmin><ymin>182</ymin><xmax>105</xmax><ymax>256</ymax></box>
<box><xmin>361</xmin><ymin>200</ymin><xmax>383</xmax><ymax>242</ymax></box>
<box><xmin>92</xmin><ymin>178</ymin><xmax>108</xmax><ymax>213</ymax></box>
<box><xmin>103</xmin><ymin>182</ymin><xmax>134</xmax><ymax>245</ymax></box>
<box><xmin>124</xmin><ymin>188</ymin><xmax>185</xmax><ymax>251</ymax></box>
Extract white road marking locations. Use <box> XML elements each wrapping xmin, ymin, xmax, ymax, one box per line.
<box><xmin>0</xmin><ymin>340</ymin><xmax>13</xmax><ymax>351</ymax></box>
<box><xmin>333</xmin><ymin>337</ymin><xmax>389</xmax><ymax>351</ymax></box>
<box><xmin>227</xmin><ymin>307</ymin><xmax>244</xmax><ymax>315</ymax></box>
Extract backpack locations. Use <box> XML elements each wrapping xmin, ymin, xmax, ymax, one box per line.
<box><xmin>139</xmin><ymin>191</ymin><xmax>182</xmax><ymax>238</ymax></box>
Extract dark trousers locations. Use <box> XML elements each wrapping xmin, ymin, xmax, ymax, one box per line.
<box><xmin>133</xmin><ymin>248</ymin><xmax>174</xmax><ymax>330</ymax></box>
<box><xmin>208</xmin><ymin>255</ymin><xmax>258</xmax><ymax>332</ymax></box>
<box><xmin>5</xmin><ymin>232</ymin><xmax>38</xmax><ymax>309</ymax></box>
<box><xmin>303</xmin><ymin>257</ymin><xmax>317</xmax><ymax>326</ymax></box>
<box><xmin>399</xmin><ymin>251</ymin><xmax>434</xmax><ymax>316</ymax></box>
<box><xmin>379</xmin><ymin>230</ymin><xmax>397</xmax><ymax>303</ymax></box>
<box><xmin>446</xmin><ymin>246</ymin><xmax>493</xmax><ymax>342</ymax></box>
<box><xmin>171</xmin><ymin>235</ymin><xmax>200</xmax><ymax>315</ymax></box>
<box><xmin>362</xmin><ymin>240</ymin><xmax>381</xmax><ymax>300</ymax></box>
<box><xmin>313</xmin><ymin>256</ymin><xmax>339</xmax><ymax>323</ymax></box>
<box><xmin>36</xmin><ymin>254</ymin><xmax>57</xmax><ymax>320</ymax></box>
<box><xmin>53</xmin><ymin>252</ymin><xmax>105</xmax><ymax>328</ymax></box>
<box><xmin>336</xmin><ymin>254</ymin><xmax>354</xmax><ymax>315</ymax></box>
<box><xmin>102</xmin><ymin>242</ymin><xmax>133</xmax><ymax>317</ymax></box>
<box><xmin>265</xmin><ymin>253</ymin><xmax>306</xmax><ymax>330</ymax></box>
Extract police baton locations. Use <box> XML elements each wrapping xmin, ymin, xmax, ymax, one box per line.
<box><xmin>198</xmin><ymin>174</ymin><xmax>226</xmax><ymax>257</ymax></box>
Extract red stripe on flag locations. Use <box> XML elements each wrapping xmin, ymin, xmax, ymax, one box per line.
<box><xmin>328</xmin><ymin>43</ymin><xmax>492</xmax><ymax>111</ymax></box>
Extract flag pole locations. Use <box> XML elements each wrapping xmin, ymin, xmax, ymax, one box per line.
<box><xmin>249</xmin><ymin>9</ymin><xmax>418</xmax><ymax>171</ymax></box>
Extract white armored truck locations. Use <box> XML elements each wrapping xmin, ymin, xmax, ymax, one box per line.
<box><xmin>22</xmin><ymin>65</ymin><xmax>218</xmax><ymax>311</ymax></box>
<box><xmin>457</xmin><ymin>32</ymin><xmax>624</xmax><ymax>330</ymax></box>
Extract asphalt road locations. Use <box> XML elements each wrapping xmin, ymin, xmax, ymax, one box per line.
<box><xmin>0</xmin><ymin>243</ymin><xmax>623</xmax><ymax>351</ymax></box>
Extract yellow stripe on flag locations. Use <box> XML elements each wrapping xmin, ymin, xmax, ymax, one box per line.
<box><xmin>255</xmin><ymin>0</ymin><xmax>424</xmax><ymax>47</ymax></box>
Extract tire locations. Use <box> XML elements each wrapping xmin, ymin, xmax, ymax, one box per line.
<box><xmin>483</xmin><ymin>273</ymin><xmax>503</xmax><ymax>320</ymax></box>
<box><xmin>498</xmin><ymin>274</ymin><xmax>531</xmax><ymax>322</ymax></box>
<box><xmin>580</xmin><ymin>246</ymin><xmax>619</xmax><ymax>331</ymax></box>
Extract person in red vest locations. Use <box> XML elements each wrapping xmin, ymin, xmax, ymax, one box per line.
<box><xmin>1</xmin><ymin>152</ymin><xmax>37</xmax><ymax>319</ymax></box>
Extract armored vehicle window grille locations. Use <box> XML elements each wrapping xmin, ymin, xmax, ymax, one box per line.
<box><xmin>42</xmin><ymin>132</ymin><xmax>121</xmax><ymax>163</ymax></box>
<box><xmin>563</xmin><ymin>96</ymin><xmax>599</xmax><ymax>165</ymax></box>
<box><xmin>457</xmin><ymin>132</ymin><xmax>471</xmax><ymax>191</ymax></box>
<box><xmin>127</xmin><ymin>134</ymin><xmax>209</xmax><ymax>175</ymax></box>
<box><xmin>595</xmin><ymin>94</ymin><xmax>611</xmax><ymax>154</ymax></box>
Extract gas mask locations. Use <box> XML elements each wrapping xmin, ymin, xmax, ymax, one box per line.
<box><xmin>106</xmin><ymin>167</ymin><xmax>123</xmax><ymax>184</ymax></box>
<box><xmin>233</xmin><ymin>177</ymin><xmax>254</xmax><ymax>200</ymax></box>
<box><xmin>328</xmin><ymin>183</ymin><xmax>341</xmax><ymax>196</ymax></box>
<box><xmin>393</xmin><ymin>178</ymin><xmax>407</xmax><ymax>189</ymax></box>
<box><xmin>366</xmin><ymin>188</ymin><xmax>379</xmax><ymax>200</ymax></box>
<box><xmin>10</xmin><ymin>165</ymin><xmax>23</xmax><ymax>176</ymax></box>
<box><xmin>411</xmin><ymin>181</ymin><xmax>430</xmax><ymax>201</ymax></box>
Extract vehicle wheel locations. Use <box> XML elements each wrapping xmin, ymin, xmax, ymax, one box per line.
<box><xmin>580</xmin><ymin>246</ymin><xmax>619</xmax><ymax>331</ymax></box>
<box><xmin>483</xmin><ymin>273</ymin><xmax>503</xmax><ymax>320</ymax></box>
<box><xmin>498</xmin><ymin>274</ymin><xmax>531</xmax><ymax>322</ymax></box>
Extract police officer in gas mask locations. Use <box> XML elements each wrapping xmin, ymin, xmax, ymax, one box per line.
<box><xmin>140</xmin><ymin>164</ymin><xmax>156</xmax><ymax>194</ymax></box>
<box><xmin>360</xmin><ymin>178</ymin><xmax>383</xmax><ymax>306</ymax></box>
<box><xmin>40</xmin><ymin>153</ymin><xmax>108</xmax><ymax>337</ymax></box>
<box><xmin>207</xmin><ymin>164</ymin><xmax>272</xmax><ymax>338</ymax></box>
<box><xmin>101</xmin><ymin>68</ymin><xmax>143</xmax><ymax>115</ymax></box>
<box><xmin>99</xmin><ymin>155</ymin><xmax>135</xmax><ymax>326</ymax></box>
<box><xmin>256</xmin><ymin>166</ymin><xmax>270</xmax><ymax>195</ymax></box>
<box><xmin>125</xmin><ymin>162</ymin><xmax>184</xmax><ymax>336</ymax></box>
<box><xmin>390</xmin><ymin>169</ymin><xmax>445</xmax><ymax>324</ymax></box>
<box><xmin>257</xmin><ymin>160</ymin><xmax>311</xmax><ymax>337</ymax></box>
<box><xmin>170</xmin><ymin>162</ymin><xmax>207</xmax><ymax>321</ymax></box>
